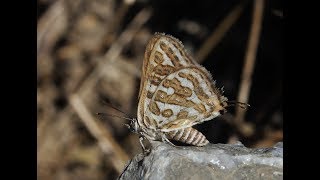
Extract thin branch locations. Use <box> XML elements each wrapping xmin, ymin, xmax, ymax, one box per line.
<box><xmin>195</xmin><ymin>1</ymin><xmax>247</xmax><ymax>63</ymax></box>
<box><xmin>99</xmin><ymin>0</ymin><xmax>136</xmax><ymax>49</ymax></box>
<box><xmin>235</xmin><ymin>0</ymin><xmax>265</xmax><ymax>136</ymax></box>
<box><xmin>108</xmin><ymin>0</ymin><xmax>136</xmax><ymax>34</ymax></box>
<box><xmin>69</xmin><ymin>94</ymin><xmax>129</xmax><ymax>173</ymax></box>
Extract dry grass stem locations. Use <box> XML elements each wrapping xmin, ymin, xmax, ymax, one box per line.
<box><xmin>195</xmin><ymin>1</ymin><xmax>247</xmax><ymax>63</ymax></box>
<box><xmin>37</xmin><ymin>0</ymin><xmax>67</xmax><ymax>56</ymax></box>
<box><xmin>69</xmin><ymin>94</ymin><xmax>129</xmax><ymax>173</ymax></box>
<box><xmin>235</xmin><ymin>0</ymin><xmax>265</xmax><ymax>136</ymax></box>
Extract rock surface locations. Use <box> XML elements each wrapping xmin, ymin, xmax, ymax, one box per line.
<box><xmin>118</xmin><ymin>141</ymin><xmax>283</xmax><ymax>180</ymax></box>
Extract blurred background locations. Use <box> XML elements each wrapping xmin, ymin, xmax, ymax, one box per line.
<box><xmin>37</xmin><ymin>0</ymin><xmax>283</xmax><ymax>179</ymax></box>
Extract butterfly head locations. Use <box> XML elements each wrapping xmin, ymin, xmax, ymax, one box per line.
<box><xmin>209</xmin><ymin>92</ymin><xmax>250</xmax><ymax>116</ymax></box>
<box><xmin>125</xmin><ymin>118</ymin><xmax>141</xmax><ymax>133</ymax></box>
<box><xmin>219</xmin><ymin>98</ymin><xmax>229</xmax><ymax>115</ymax></box>
<box><xmin>217</xmin><ymin>96</ymin><xmax>228</xmax><ymax>115</ymax></box>
<box><xmin>206</xmin><ymin>95</ymin><xmax>228</xmax><ymax>116</ymax></box>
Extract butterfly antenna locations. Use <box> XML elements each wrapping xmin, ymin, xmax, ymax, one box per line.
<box><xmin>96</xmin><ymin>113</ymin><xmax>134</xmax><ymax>121</ymax></box>
<box><xmin>227</xmin><ymin>101</ymin><xmax>250</xmax><ymax>109</ymax></box>
<box><xmin>100</xmin><ymin>99</ymin><xmax>131</xmax><ymax>117</ymax></box>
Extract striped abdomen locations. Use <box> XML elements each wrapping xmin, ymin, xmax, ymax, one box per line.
<box><xmin>166</xmin><ymin>127</ymin><xmax>209</xmax><ymax>146</ymax></box>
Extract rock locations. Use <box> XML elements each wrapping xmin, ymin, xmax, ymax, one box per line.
<box><xmin>118</xmin><ymin>141</ymin><xmax>283</xmax><ymax>180</ymax></box>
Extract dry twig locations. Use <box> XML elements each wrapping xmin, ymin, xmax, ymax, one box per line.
<box><xmin>37</xmin><ymin>0</ymin><xmax>67</xmax><ymax>56</ymax></box>
<box><xmin>195</xmin><ymin>1</ymin><xmax>247</xmax><ymax>63</ymax></box>
<box><xmin>235</xmin><ymin>0</ymin><xmax>265</xmax><ymax>136</ymax></box>
<box><xmin>69</xmin><ymin>94</ymin><xmax>129</xmax><ymax>173</ymax></box>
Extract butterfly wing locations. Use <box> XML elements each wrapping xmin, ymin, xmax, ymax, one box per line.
<box><xmin>137</xmin><ymin>33</ymin><xmax>227</xmax><ymax>131</ymax></box>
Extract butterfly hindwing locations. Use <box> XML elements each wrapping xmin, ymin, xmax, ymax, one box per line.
<box><xmin>146</xmin><ymin>67</ymin><xmax>225</xmax><ymax>130</ymax></box>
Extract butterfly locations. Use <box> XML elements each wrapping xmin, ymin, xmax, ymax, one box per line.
<box><xmin>127</xmin><ymin>33</ymin><xmax>246</xmax><ymax>150</ymax></box>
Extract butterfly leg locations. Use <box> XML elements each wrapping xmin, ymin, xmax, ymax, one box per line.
<box><xmin>139</xmin><ymin>136</ymin><xmax>151</xmax><ymax>154</ymax></box>
<box><xmin>161</xmin><ymin>134</ymin><xmax>177</xmax><ymax>147</ymax></box>
<box><xmin>139</xmin><ymin>136</ymin><xmax>146</xmax><ymax>151</ymax></box>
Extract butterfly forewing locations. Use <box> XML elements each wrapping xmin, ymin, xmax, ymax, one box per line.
<box><xmin>138</xmin><ymin>34</ymin><xmax>192</xmax><ymax>128</ymax></box>
<box><xmin>137</xmin><ymin>33</ymin><xmax>227</xmax><ymax>146</ymax></box>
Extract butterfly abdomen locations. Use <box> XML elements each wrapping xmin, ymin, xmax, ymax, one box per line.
<box><xmin>166</xmin><ymin>127</ymin><xmax>209</xmax><ymax>146</ymax></box>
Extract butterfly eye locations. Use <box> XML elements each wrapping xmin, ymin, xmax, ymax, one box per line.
<box><xmin>219</xmin><ymin>109</ymin><xmax>225</xmax><ymax>115</ymax></box>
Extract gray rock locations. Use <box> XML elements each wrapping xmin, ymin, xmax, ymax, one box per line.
<box><xmin>119</xmin><ymin>141</ymin><xmax>283</xmax><ymax>180</ymax></box>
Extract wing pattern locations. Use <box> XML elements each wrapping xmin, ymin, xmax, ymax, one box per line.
<box><xmin>136</xmin><ymin>33</ymin><xmax>228</xmax><ymax>146</ymax></box>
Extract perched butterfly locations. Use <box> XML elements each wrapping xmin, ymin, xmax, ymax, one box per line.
<box><xmin>127</xmin><ymin>33</ymin><xmax>246</xmax><ymax>150</ymax></box>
